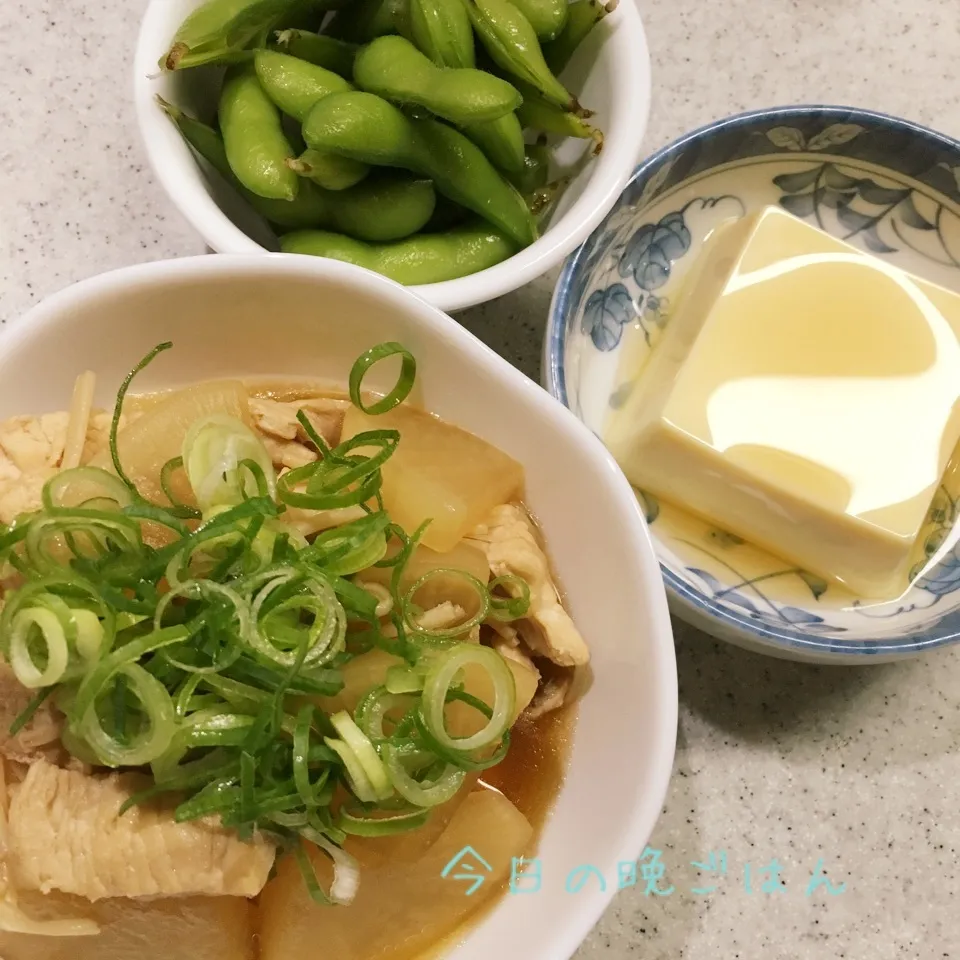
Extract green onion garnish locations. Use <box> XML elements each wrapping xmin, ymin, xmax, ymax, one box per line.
<box><xmin>0</xmin><ymin>340</ymin><xmax>531</xmax><ymax>906</ymax></box>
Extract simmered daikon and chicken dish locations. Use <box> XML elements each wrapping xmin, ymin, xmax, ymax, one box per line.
<box><xmin>0</xmin><ymin>343</ymin><xmax>589</xmax><ymax>960</ymax></box>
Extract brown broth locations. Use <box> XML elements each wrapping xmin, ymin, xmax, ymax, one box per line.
<box><xmin>479</xmin><ymin>706</ymin><xmax>575</xmax><ymax>836</ymax></box>
<box><xmin>120</xmin><ymin>380</ymin><xmax>580</xmax><ymax>958</ymax></box>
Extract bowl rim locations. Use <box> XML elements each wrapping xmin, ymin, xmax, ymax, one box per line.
<box><xmin>131</xmin><ymin>0</ymin><xmax>653</xmax><ymax>313</ymax></box>
<box><xmin>1</xmin><ymin>253</ymin><xmax>679</xmax><ymax>955</ymax></box>
<box><xmin>544</xmin><ymin>103</ymin><xmax>960</xmax><ymax>659</ymax></box>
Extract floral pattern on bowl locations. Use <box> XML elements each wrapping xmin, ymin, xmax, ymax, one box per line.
<box><xmin>546</xmin><ymin>106</ymin><xmax>960</xmax><ymax>662</ymax></box>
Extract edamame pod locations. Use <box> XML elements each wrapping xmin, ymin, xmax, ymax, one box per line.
<box><xmin>326</xmin><ymin>173</ymin><xmax>437</xmax><ymax>241</ymax></box>
<box><xmin>463</xmin><ymin>111</ymin><xmax>525</xmax><ymax>173</ymax></box>
<box><xmin>423</xmin><ymin>196</ymin><xmax>470</xmax><ymax>231</ymax></box>
<box><xmin>272</xmin><ymin>29</ymin><xmax>358</xmax><ymax>77</ymax></box>
<box><xmin>161</xmin><ymin>97</ymin><xmax>427</xmax><ymax>240</ymax></box>
<box><xmin>328</xmin><ymin>0</ymin><xmax>412</xmax><ymax>42</ymax></box>
<box><xmin>542</xmin><ymin>0</ymin><xmax>616</xmax><ymax>73</ymax></box>
<box><xmin>516</xmin><ymin>82</ymin><xmax>603</xmax><ymax>151</ymax></box>
<box><xmin>288</xmin><ymin>148</ymin><xmax>370</xmax><ymax>190</ymax></box>
<box><xmin>353</xmin><ymin>35</ymin><xmax>520</xmax><ymax>125</ymax></box>
<box><xmin>303</xmin><ymin>91</ymin><xmax>537</xmax><ymax>246</ymax></box>
<box><xmin>462</xmin><ymin>0</ymin><xmax>576</xmax><ymax>111</ymax></box>
<box><xmin>507</xmin><ymin>0</ymin><xmax>568</xmax><ymax>41</ymax></box>
<box><xmin>163</xmin><ymin>0</ymin><xmax>300</xmax><ymax>70</ymax></box>
<box><xmin>158</xmin><ymin>96</ymin><xmax>328</xmax><ymax>228</ymax></box>
<box><xmin>280</xmin><ymin>221</ymin><xmax>517</xmax><ymax>283</ymax></box>
<box><xmin>409</xmin><ymin>0</ymin><xmax>475</xmax><ymax>68</ymax></box>
<box><xmin>219</xmin><ymin>66</ymin><xmax>300</xmax><ymax>200</ymax></box>
<box><xmin>254</xmin><ymin>49</ymin><xmax>352</xmax><ymax>121</ymax></box>
<box><xmin>508</xmin><ymin>137</ymin><xmax>550</xmax><ymax>193</ymax></box>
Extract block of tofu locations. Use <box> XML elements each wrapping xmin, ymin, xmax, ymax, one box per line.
<box><xmin>605</xmin><ymin>206</ymin><xmax>960</xmax><ymax>597</ymax></box>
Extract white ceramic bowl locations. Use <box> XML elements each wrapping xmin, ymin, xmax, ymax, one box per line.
<box><xmin>0</xmin><ymin>255</ymin><xmax>677</xmax><ymax>958</ymax></box>
<box><xmin>133</xmin><ymin>0</ymin><xmax>652</xmax><ymax>313</ymax></box>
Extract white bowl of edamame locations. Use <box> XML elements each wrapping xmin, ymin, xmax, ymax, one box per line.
<box><xmin>134</xmin><ymin>0</ymin><xmax>651</xmax><ymax>312</ymax></box>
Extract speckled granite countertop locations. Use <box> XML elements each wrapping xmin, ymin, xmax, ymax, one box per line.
<box><xmin>1</xmin><ymin>1</ymin><xmax>959</xmax><ymax>957</ymax></box>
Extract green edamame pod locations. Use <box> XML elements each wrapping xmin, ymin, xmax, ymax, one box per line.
<box><xmin>327</xmin><ymin>0</ymin><xmax>411</xmax><ymax>42</ymax></box>
<box><xmin>463</xmin><ymin>111</ymin><xmax>525</xmax><ymax>173</ymax></box>
<box><xmin>516</xmin><ymin>82</ymin><xmax>603</xmax><ymax>151</ymax></box>
<box><xmin>254</xmin><ymin>49</ymin><xmax>352</xmax><ymax>121</ymax></box>
<box><xmin>406</xmin><ymin>0</ymin><xmax>521</xmax><ymax>172</ymax></box>
<box><xmin>288</xmin><ymin>148</ymin><xmax>370</xmax><ymax>190</ymax></box>
<box><xmin>542</xmin><ymin>0</ymin><xmax>616</xmax><ymax>73</ymax></box>
<box><xmin>163</xmin><ymin>0</ymin><xmax>300</xmax><ymax>71</ymax></box>
<box><xmin>280</xmin><ymin>221</ymin><xmax>516</xmax><ymax>283</ymax></box>
<box><xmin>273</xmin><ymin>29</ymin><xmax>358</xmax><ymax>77</ymax></box>
<box><xmin>303</xmin><ymin>91</ymin><xmax>537</xmax><ymax>246</ymax></box>
<box><xmin>507</xmin><ymin>0</ymin><xmax>568</xmax><ymax>41</ymax></box>
<box><xmin>461</xmin><ymin>0</ymin><xmax>576</xmax><ymax>111</ymax></box>
<box><xmin>220</xmin><ymin>66</ymin><xmax>300</xmax><ymax>200</ymax></box>
<box><xmin>160</xmin><ymin>97</ymin><xmax>425</xmax><ymax>240</ymax></box>
<box><xmin>158</xmin><ymin>96</ymin><xmax>328</xmax><ymax>228</ymax></box>
<box><xmin>423</xmin><ymin>195</ymin><xmax>470</xmax><ymax>231</ymax></box>
<box><xmin>409</xmin><ymin>0</ymin><xmax>475</xmax><ymax>68</ymax></box>
<box><xmin>413</xmin><ymin>117</ymin><xmax>536</xmax><ymax>245</ymax></box>
<box><xmin>327</xmin><ymin>173</ymin><xmax>437</xmax><ymax>241</ymax></box>
<box><xmin>353</xmin><ymin>35</ymin><xmax>520</xmax><ymax>125</ymax></box>
<box><xmin>508</xmin><ymin>137</ymin><xmax>550</xmax><ymax>193</ymax></box>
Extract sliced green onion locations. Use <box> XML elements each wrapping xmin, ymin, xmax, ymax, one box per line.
<box><xmin>294</xmin><ymin>839</ymin><xmax>332</xmax><ymax>905</ymax></box>
<box><xmin>293</xmin><ymin>705</ymin><xmax>320</xmax><ymax>809</ymax></box>
<box><xmin>8</xmin><ymin>686</ymin><xmax>55</xmax><ymax>737</ymax></box>
<box><xmin>43</xmin><ymin>467</ymin><xmax>134</xmax><ymax>512</ymax></box>
<box><xmin>381</xmin><ymin>742</ymin><xmax>465</xmax><ymax>808</ymax></box>
<box><xmin>419</xmin><ymin>643</ymin><xmax>515</xmax><ymax>754</ymax></box>
<box><xmin>299</xmin><ymin>826</ymin><xmax>360</xmax><ymax>905</ymax></box>
<box><xmin>385</xmin><ymin>664</ymin><xmax>424</xmax><ymax>695</ymax></box>
<box><xmin>183</xmin><ymin>414</ymin><xmax>277</xmax><ymax>513</ymax></box>
<box><xmin>329</xmin><ymin>710</ymin><xmax>391</xmax><ymax>800</ymax></box>
<box><xmin>402</xmin><ymin>569</ymin><xmax>490</xmax><ymax>641</ymax></box>
<box><xmin>250</xmin><ymin>569</ymin><xmax>346</xmax><ymax>668</ymax></box>
<box><xmin>348</xmin><ymin>343</ymin><xmax>416</xmax><ymax>415</ymax></box>
<box><xmin>69</xmin><ymin>625</ymin><xmax>191</xmax><ymax>728</ymax></box>
<box><xmin>354</xmin><ymin>580</ymin><xmax>392</xmax><ymax>619</ymax></box>
<box><xmin>338</xmin><ymin>803</ymin><xmax>430</xmax><ymax>837</ymax></box>
<box><xmin>24</xmin><ymin>509</ymin><xmax>143</xmax><ymax>574</ymax></box>
<box><xmin>9</xmin><ymin>607</ymin><xmax>72</xmax><ymax>688</ymax></box>
<box><xmin>488</xmin><ymin>574</ymin><xmax>532</xmax><ymax>621</ymax></box>
<box><xmin>355</xmin><ymin>686</ymin><xmax>415</xmax><ymax>741</ymax></box>
<box><xmin>80</xmin><ymin>662</ymin><xmax>176</xmax><ymax>767</ymax></box>
<box><xmin>305</xmin><ymin>512</ymin><xmax>391</xmax><ymax>576</ymax></box>
<box><xmin>109</xmin><ymin>342</ymin><xmax>173</xmax><ymax>497</ymax></box>
<box><xmin>154</xmin><ymin>579</ymin><xmax>250</xmax><ymax>674</ymax></box>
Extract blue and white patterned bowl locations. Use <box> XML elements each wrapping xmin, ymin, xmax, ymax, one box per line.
<box><xmin>545</xmin><ymin>105</ymin><xmax>960</xmax><ymax>664</ymax></box>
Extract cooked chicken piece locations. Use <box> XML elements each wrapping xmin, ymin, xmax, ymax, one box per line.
<box><xmin>250</xmin><ymin>398</ymin><xmax>346</xmax><ymax>446</ymax></box>
<box><xmin>7</xmin><ymin>761</ymin><xmax>276</xmax><ymax>901</ymax></box>
<box><xmin>0</xmin><ymin>414</ymin><xmax>69</xmax><ymax>475</ymax></box>
<box><xmin>485</xmin><ymin>619</ymin><xmax>519</xmax><ymax>646</ymax></box>
<box><xmin>252</xmin><ymin>398</ymin><xmax>348</xmax><ymax>471</ymax></box>
<box><xmin>0</xmin><ymin>409</ymin><xmax>134</xmax><ymax>525</ymax></box>
<box><xmin>0</xmin><ymin>454</ymin><xmax>49</xmax><ymax>526</ymax></box>
<box><xmin>0</xmin><ymin>663</ymin><xmax>63</xmax><ymax>765</ymax></box>
<box><xmin>0</xmin><ymin>414</ymin><xmax>68</xmax><ymax>525</ymax></box>
<box><xmin>261</xmin><ymin>436</ymin><xmax>318</xmax><ymax>470</ymax></box>
<box><xmin>416</xmin><ymin>601</ymin><xmax>467</xmax><ymax>631</ymax></box>
<box><xmin>491</xmin><ymin>637</ymin><xmax>537</xmax><ymax>672</ymax></box>
<box><xmin>467</xmin><ymin>504</ymin><xmax>589</xmax><ymax>668</ymax></box>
